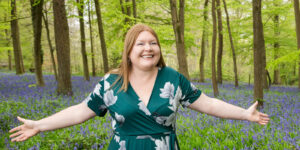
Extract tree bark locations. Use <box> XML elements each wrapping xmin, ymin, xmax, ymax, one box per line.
<box><xmin>216</xmin><ymin>0</ymin><xmax>223</xmax><ymax>84</ymax></box>
<box><xmin>4</xmin><ymin>16</ymin><xmax>12</xmax><ymax>71</ymax></box>
<box><xmin>199</xmin><ymin>0</ymin><xmax>209</xmax><ymax>83</ymax></box>
<box><xmin>77</xmin><ymin>0</ymin><xmax>90</xmax><ymax>81</ymax></box>
<box><xmin>94</xmin><ymin>0</ymin><xmax>109</xmax><ymax>73</ymax></box>
<box><xmin>30</xmin><ymin>0</ymin><xmax>45</xmax><ymax>86</ymax></box>
<box><xmin>273</xmin><ymin>2</ymin><xmax>280</xmax><ymax>85</ymax></box>
<box><xmin>42</xmin><ymin>10</ymin><xmax>58</xmax><ymax>80</ymax></box>
<box><xmin>223</xmin><ymin>0</ymin><xmax>238</xmax><ymax>87</ymax></box>
<box><xmin>125</xmin><ymin>0</ymin><xmax>131</xmax><ymax>24</ymax></box>
<box><xmin>294</xmin><ymin>0</ymin><xmax>300</xmax><ymax>89</ymax></box>
<box><xmin>211</xmin><ymin>0</ymin><xmax>219</xmax><ymax>96</ymax></box>
<box><xmin>53</xmin><ymin>0</ymin><xmax>72</xmax><ymax>95</ymax></box>
<box><xmin>252</xmin><ymin>0</ymin><xmax>265</xmax><ymax>106</ymax></box>
<box><xmin>88</xmin><ymin>0</ymin><xmax>96</xmax><ymax>76</ymax></box>
<box><xmin>132</xmin><ymin>0</ymin><xmax>137</xmax><ymax>23</ymax></box>
<box><xmin>10</xmin><ymin>0</ymin><xmax>25</xmax><ymax>75</ymax></box>
<box><xmin>169</xmin><ymin>0</ymin><xmax>190</xmax><ymax>79</ymax></box>
<box><xmin>120</xmin><ymin>0</ymin><xmax>125</xmax><ymax>15</ymax></box>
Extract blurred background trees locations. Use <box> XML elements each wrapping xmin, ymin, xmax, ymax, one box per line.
<box><xmin>0</xmin><ymin>0</ymin><xmax>299</xmax><ymax>96</ymax></box>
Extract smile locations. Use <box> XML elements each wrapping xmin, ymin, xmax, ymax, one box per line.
<box><xmin>141</xmin><ymin>55</ymin><xmax>153</xmax><ymax>58</ymax></box>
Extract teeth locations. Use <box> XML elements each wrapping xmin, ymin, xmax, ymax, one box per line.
<box><xmin>142</xmin><ymin>55</ymin><xmax>153</xmax><ymax>58</ymax></box>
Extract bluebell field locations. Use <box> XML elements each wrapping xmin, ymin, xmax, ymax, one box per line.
<box><xmin>0</xmin><ymin>72</ymin><xmax>299</xmax><ymax>149</ymax></box>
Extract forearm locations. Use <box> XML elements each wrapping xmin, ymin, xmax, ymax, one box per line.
<box><xmin>205</xmin><ymin>98</ymin><xmax>247</xmax><ymax>120</ymax></box>
<box><xmin>189</xmin><ymin>93</ymin><xmax>248</xmax><ymax>120</ymax></box>
<box><xmin>35</xmin><ymin>103</ymin><xmax>95</xmax><ymax>132</ymax></box>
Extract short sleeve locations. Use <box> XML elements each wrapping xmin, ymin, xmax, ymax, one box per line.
<box><xmin>178</xmin><ymin>73</ymin><xmax>202</xmax><ymax>108</ymax></box>
<box><xmin>83</xmin><ymin>79</ymin><xmax>107</xmax><ymax>117</ymax></box>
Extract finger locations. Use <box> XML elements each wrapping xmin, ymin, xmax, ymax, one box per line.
<box><xmin>15</xmin><ymin>135</ymin><xmax>26</xmax><ymax>142</ymax></box>
<box><xmin>19</xmin><ymin>135</ymin><xmax>28</xmax><ymax>142</ymax></box>
<box><xmin>259</xmin><ymin>113</ymin><xmax>269</xmax><ymax>118</ymax></box>
<box><xmin>9</xmin><ymin>131</ymin><xmax>23</xmax><ymax>138</ymax></box>
<box><xmin>17</xmin><ymin>116</ymin><xmax>26</xmax><ymax>123</ymax></box>
<box><xmin>9</xmin><ymin>125</ymin><xmax>22</xmax><ymax>133</ymax></box>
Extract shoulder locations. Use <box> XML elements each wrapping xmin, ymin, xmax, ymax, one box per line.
<box><xmin>100</xmin><ymin>73</ymin><xmax>119</xmax><ymax>83</ymax></box>
<box><xmin>160</xmin><ymin>66</ymin><xmax>179</xmax><ymax>75</ymax></box>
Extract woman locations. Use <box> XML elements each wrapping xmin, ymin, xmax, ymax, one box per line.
<box><xmin>9</xmin><ymin>24</ymin><xmax>269</xmax><ymax>149</ymax></box>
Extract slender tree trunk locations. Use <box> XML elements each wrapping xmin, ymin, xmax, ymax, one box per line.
<box><xmin>252</xmin><ymin>0</ymin><xmax>265</xmax><ymax>106</ymax></box>
<box><xmin>223</xmin><ymin>0</ymin><xmax>238</xmax><ymax>87</ymax></box>
<box><xmin>94</xmin><ymin>0</ymin><xmax>109</xmax><ymax>73</ymax></box>
<box><xmin>4</xmin><ymin>16</ymin><xmax>12</xmax><ymax>71</ymax></box>
<box><xmin>77</xmin><ymin>0</ymin><xmax>90</xmax><ymax>81</ymax></box>
<box><xmin>211</xmin><ymin>0</ymin><xmax>219</xmax><ymax>96</ymax></box>
<box><xmin>293</xmin><ymin>0</ymin><xmax>300</xmax><ymax>89</ymax></box>
<box><xmin>88</xmin><ymin>0</ymin><xmax>96</xmax><ymax>76</ymax></box>
<box><xmin>169</xmin><ymin>0</ymin><xmax>190</xmax><ymax>79</ymax></box>
<box><xmin>42</xmin><ymin>11</ymin><xmax>58</xmax><ymax>80</ymax></box>
<box><xmin>216</xmin><ymin>0</ymin><xmax>223</xmax><ymax>84</ymax></box>
<box><xmin>132</xmin><ymin>0</ymin><xmax>137</xmax><ymax>23</ymax></box>
<box><xmin>53</xmin><ymin>0</ymin><xmax>72</xmax><ymax>95</ymax></box>
<box><xmin>30</xmin><ymin>0</ymin><xmax>45</xmax><ymax>86</ymax></box>
<box><xmin>273</xmin><ymin>3</ymin><xmax>280</xmax><ymax>85</ymax></box>
<box><xmin>120</xmin><ymin>0</ymin><xmax>125</xmax><ymax>15</ymax></box>
<box><xmin>199</xmin><ymin>0</ymin><xmax>209</xmax><ymax>83</ymax></box>
<box><xmin>125</xmin><ymin>0</ymin><xmax>131</xmax><ymax>24</ymax></box>
<box><xmin>10</xmin><ymin>0</ymin><xmax>25</xmax><ymax>75</ymax></box>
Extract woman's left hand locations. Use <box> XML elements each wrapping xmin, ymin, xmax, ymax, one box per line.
<box><xmin>245</xmin><ymin>101</ymin><xmax>270</xmax><ymax>125</ymax></box>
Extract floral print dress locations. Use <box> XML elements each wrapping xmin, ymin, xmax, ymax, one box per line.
<box><xmin>84</xmin><ymin>67</ymin><xmax>202</xmax><ymax>150</ymax></box>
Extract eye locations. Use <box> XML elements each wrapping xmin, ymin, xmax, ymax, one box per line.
<box><xmin>150</xmin><ymin>42</ymin><xmax>157</xmax><ymax>45</ymax></box>
<box><xmin>137</xmin><ymin>42</ymin><xmax>144</xmax><ymax>46</ymax></box>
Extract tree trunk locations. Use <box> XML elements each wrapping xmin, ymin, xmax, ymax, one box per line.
<box><xmin>199</xmin><ymin>0</ymin><xmax>209</xmax><ymax>83</ymax></box>
<box><xmin>211</xmin><ymin>0</ymin><xmax>219</xmax><ymax>96</ymax></box>
<box><xmin>216</xmin><ymin>0</ymin><xmax>223</xmax><ymax>84</ymax></box>
<box><xmin>88</xmin><ymin>0</ymin><xmax>96</xmax><ymax>76</ymax></box>
<box><xmin>10</xmin><ymin>0</ymin><xmax>25</xmax><ymax>75</ymax></box>
<box><xmin>94</xmin><ymin>0</ymin><xmax>109</xmax><ymax>73</ymax></box>
<box><xmin>77</xmin><ymin>0</ymin><xmax>90</xmax><ymax>81</ymax></box>
<box><xmin>42</xmin><ymin>10</ymin><xmax>58</xmax><ymax>80</ymax></box>
<box><xmin>53</xmin><ymin>0</ymin><xmax>72</xmax><ymax>95</ymax></box>
<box><xmin>252</xmin><ymin>0</ymin><xmax>265</xmax><ymax>106</ymax></box>
<box><xmin>169</xmin><ymin>0</ymin><xmax>190</xmax><ymax>79</ymax></box>
<box><xmin>120</xmin><ymin>0</ymin><xmax>125</xmax><ymax>15</ymax></box>
<box><xmin>294</xmin><ymin>0</ymin><xmax>300</xmax><ymax>89</ymax></box>
<box><xmin>273</xmin><ymin>3</ymin><xmax>280</xmax><ymax>85</ymax></box>
<box><xmin>125</xmin><ymin>0</ymin><xmax>131</xmax><ymax>24</ymax></box>
<box><xmin>132</xmin><ymin>0</ymin><xmax>137</xmax><ymax>23</ymax></box>
<box><xmin>223</xmin><ymin>0</ymin><xmax>238</xmax><ymax>87</ymax></box>
<box><xmin>4</xmin><ymin>19</ymin><xmax>12</xmax><ymax>71</ymax></box>
<box><xmin>30</xmin><ymin>0</ymin><xmax>45</xmax><ymax>86</ymax></box>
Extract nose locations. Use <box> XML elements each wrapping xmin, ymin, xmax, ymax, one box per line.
<box><xmin>144</xmin><ymin>43</ymin><xmax>151</xmax><ymax>51</ymax></box>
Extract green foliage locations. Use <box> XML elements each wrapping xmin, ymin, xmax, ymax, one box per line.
<box><xmin>0</xmin><ymin>101</ymin><xmax>27</xmax><ymax>131</ymax></box>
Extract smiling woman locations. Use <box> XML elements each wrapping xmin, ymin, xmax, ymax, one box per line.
<box><xmin>9</xmin><ymin>24</ymin><xmax>269</xmax><ymax>150</ymax></box>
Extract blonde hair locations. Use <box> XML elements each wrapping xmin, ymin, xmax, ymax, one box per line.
<box><xmin>109</xmin><ymin>24</ymin><xmax>166</xmax><ymax>92</ymax></box>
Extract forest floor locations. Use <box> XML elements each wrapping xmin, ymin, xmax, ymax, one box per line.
<box><xmin>0</xmin><ymin>72</ymin><xmax>299</xmax><ymax>149</ymax></box>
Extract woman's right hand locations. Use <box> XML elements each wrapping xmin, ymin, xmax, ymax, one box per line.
<box><xmin>9</xmin><ymin>116</ymin><xmax>40</xmax><ymax>142</ymax></box>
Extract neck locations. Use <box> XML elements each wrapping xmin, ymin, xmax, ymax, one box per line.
<box><xmin>130</xmin><ymin>66</ymin><xmax>158</xmax><ymax>81</ymax></box>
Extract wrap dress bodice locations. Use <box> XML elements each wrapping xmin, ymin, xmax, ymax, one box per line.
<box><xmin>84</xmin><ymin>67</ymin><xmax>202</xmax><ymax>150</ymax></box>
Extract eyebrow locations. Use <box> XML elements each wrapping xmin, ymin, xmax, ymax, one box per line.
<box><xmin>136</xmin><ymin>39</ymin><xmax>157</xmax><ymax>42</ymax></box>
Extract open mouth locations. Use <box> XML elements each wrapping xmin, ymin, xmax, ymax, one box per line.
<box><xmin>141</xmin><ymin>55</ymin><xmax>154</xmax><ymax>58</ymax></box>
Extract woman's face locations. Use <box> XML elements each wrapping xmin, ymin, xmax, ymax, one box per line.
<box><xmin>129</xmin><ymin>31</ymin><xmax>161</xmax><ymax>71</ymax></box>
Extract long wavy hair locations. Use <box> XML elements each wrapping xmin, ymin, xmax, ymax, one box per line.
<box><xmin>110</xmin><ymin>24</ymin><xmax>166</xmax><ymax>92</ymax></box>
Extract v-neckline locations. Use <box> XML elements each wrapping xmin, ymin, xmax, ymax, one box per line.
<box><xmin>129</xmin><ymin>68</ymin><xmax>161</xmax><ymax>108</ymax></box>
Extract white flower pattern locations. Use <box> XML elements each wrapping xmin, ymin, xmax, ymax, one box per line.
<box><xmin>93</xmin><ymin>83</ymin><xmax>102</xmax><ymax>98</ymax></box>
<box><xmin>103</xmin><ymin>90</ymin><xmax>117</xmax><ymax>107</ymax></box>
<box><xmin>155</xmin><ymin>136</ymin><xmax>170</xmax><ymax>150</ymax></box>
<box><xmin>138</xmin><ymin>101</ymin><xmax>151</xmax><ymax>116</ymax></box>
<box><xmin>159</xmin><ymin>82</ymin><xmax>174</xmax><ymax>99</ymax></box>
<box><xmin>115</xmin><ymin>112</ymin><xmax>125</xmax><ymax>123</ymax></box>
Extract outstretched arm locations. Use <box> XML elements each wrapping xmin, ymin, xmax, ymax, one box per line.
<box><xmin>188</xmin><ymin>93</ymin><xmax>269</xmax><ymax>125</ymax></box>
<box><xmin>9</xmin><ymin>102</ymin><xmax>96</xmax><ymax>142</ymax></box>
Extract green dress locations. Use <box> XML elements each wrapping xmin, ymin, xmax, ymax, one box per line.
<box><xmin>84</xmin><ymin>67</ymin><xmax>202</xmax><ymax>150</ymax></box>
